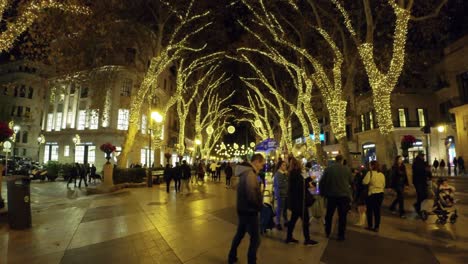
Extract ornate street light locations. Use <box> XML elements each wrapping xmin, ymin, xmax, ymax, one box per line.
<box><xmin>37</xmin><ymin>134</ymin><xmax>45</xmax><ymax>164</ymax></box>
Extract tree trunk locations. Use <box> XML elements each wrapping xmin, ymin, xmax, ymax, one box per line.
<box><xmin>383</xmin><ymin>132</ymin><xmax>397</xmax><ymax>167</ymax></box>
<box><xmin>117</xmin><ymin>95</ymin><xmax>144</xmax><ymax>167</ymax></box>
<box><xmin>178</xmin><ymin>116</ymin><xmax>186</xmax><ymax>156</ymax></box>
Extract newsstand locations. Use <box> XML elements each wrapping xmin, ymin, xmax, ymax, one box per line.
<box><xmin>7</xmin><ymin>176</ymin><xmax>32</xmax><ymax>229</ymax></box>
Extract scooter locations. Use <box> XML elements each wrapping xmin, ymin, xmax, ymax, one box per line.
<box><xmin>30</xmin><ymin>168</ymin><xmax>48</xmax><ymax>181</ymax></box>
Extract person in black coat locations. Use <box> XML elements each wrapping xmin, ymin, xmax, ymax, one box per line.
<box><xmin>285</xmin><ymin>157</ymin><xmax>317</xmax><ymax>246</ymax></box>
<box><xmin>225</xmin><ymin>162</ymin><xmax>233</xmax><ymax>188</ymax></box>
<box><xmin>164</xmin><ymin>164</ymin><xmax>172</xmax><ymax>193</ymax></box>
<box><xmin>78</xmin><ymin>163</ymin><xmax>88</xmax><ymax>188</ymax></box>
<box><xmin>173</xmin><ymin>162</ymin><xmax>182</xmax><ymax>192</ymax></box>
<box><xmin>67</xmin><ymin>163</ymin><xmax>79</xmax><ymax>188</ymax></box>
<box><xmin>390</xmin><ymin>156</ymin><xmax>409</xmax><ymax>218</ymax></box>
<box><xmin>412</xmin><ymin>153</ymin><xmax>427</xmax><ymax>214</ymax></box>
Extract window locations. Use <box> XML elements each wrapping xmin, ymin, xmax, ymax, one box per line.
<box><xmin>398</xmin><ymin>108</ymin><xmax>407</xmax><ymax>127</ymax></box>
<box><xmin>46</xmin><ymin>113</ymin><xmax>54</xmax><ymax>131</ymax></box>
<box><xmin>90</xmin><ymin>110</ymin><xmax>99</xmax><ymax>129</ymax></box>
<box><xmin>141</xmin><ymin>114</ymin><xmax>147</xmax><ymax>134</ymax></box>
<box><xmin>360</xmin><ymin>114</ymin><xmax>365</xmax><ymax>131</ymax></box>
<box><xmin>25</xmin><ymin>107</ymin><xmax>31</xmax><ymax>118</ymax></box>
<box><xmin>117</xmin><ymin>109</ymin><xmax>129</xmax><ymax>130</ymax></box>
<box><xmin>87</xmin><ymin>146</ymin><xmax>96</xmax><ymax>164</ymax></box>
<box><xmin>22</xmin><ymin>131</ymin><xmax>28</xmax><ymax>143</ymax></box>
<box><xmin>64</xmin><ymin>145</ymin><xmax>70</xmax><ymax>157</ymax></box>
<box><xmin>80</xmin><ymin>87</ymin><xmax>88</xmax><ymax>98</ymax></box>
<box><xmin>51</xmin><ymin>145</ymin><xmax>59</xmax><ymax>161</ymax></box>
<box><xmin>55</xmin><ymin>112</ymin><xmax>62</xmax><ymax>131</ymax></box>
<box><xmin>67</xmin><ymin>111</ymin><xmax>73</xmax><ymax>125</ymax></box>
<box><xmin>17</xmin><ymin>106</ymin><xmax>23</xmax><ymax>117</ymax></box>
<box><xmin>141</xmin><ymin>148</ymin><xmax>154</xmax><ymax>166</ymax></box>
<box><xmin>77</xmin><ymin>110</ymin><xmax>86</xmax><ymax>130</ymax></box>
<box><xmin>369</xmin><ymin>112</ymin><xmax>374</xmax><ymax>129</ymax></box>
<box><xmin>22</xmin><ymin>148</ymin><xmax>27</xmax><ymax>156</ymax></box>
<box><xmin>28</xmin><ymin>87</ymin><xmax>33</xmax><ymax>99</ymax></box>
<box><xmin>417</xmin><ymin>108</ymin><xmax>426</xmax><ymax>127</ymax></box>
<box><xmin>121</xmin><ymin>78</ymin><xmax>132</xmax><ymax>96</ymax></box>
<box><xmin>19</xmin><ymin>85</ymin><xmax>26</xmax><ymax>97</ymax></box>
<box><xmin>75</xmin><ymin>145</ymin><xmax>85</xmax><ymax>163</ymax></box>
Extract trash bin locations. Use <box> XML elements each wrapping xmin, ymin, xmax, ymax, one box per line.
<box><xmin>7</xmin><ymin>176</ymin><xmax>32</xmax><ymax>229</ymax></box>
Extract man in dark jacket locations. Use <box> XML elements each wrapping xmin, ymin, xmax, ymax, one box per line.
<box><xmin>164</xmin><ymin>164</ymin><xmax>172</xmax><ymax>193</ymax></box>
<box><xmin>228</xmin><ymin>154</ymin><xmax>265</xmax><ymax>264</ymax></box>
<box><xmin>181</xmin><ymin>160</ymin><xmax>191</xmax><ymax>193</ymax></box>
<box><xmin>319</xmin><ymin>155</ymin><xmax>352</xmax><ymax>240</ymax></box>
<box><xmin>172</xmin><ymin>162</ymin><xmax>182</xmax><ymax>192</ymax></box>
<box><xmin>412</xmin><ymin>153</ymin><xmax>427</xmax><ymax>214</ymax></box>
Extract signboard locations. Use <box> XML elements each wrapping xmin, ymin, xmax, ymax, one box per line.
<box><xmin>255</xmin><ymin>138</ymin><xmax>278</xmax><ymax>152</ymax></box>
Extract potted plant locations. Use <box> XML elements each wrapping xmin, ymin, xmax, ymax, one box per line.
<box><xmin>401</xmin><ymin>135</ymin><xmax>416</xmax><ymax>162</ymax></box>
<box><xmin>164</xmin><ymin>152</ymin><xmax>171</xmax><ymax>164</ymax></box>
<box><xmin>100</xmin><ymin>143</ymin><xmax>117</xmax><ymax>163</ymax></box>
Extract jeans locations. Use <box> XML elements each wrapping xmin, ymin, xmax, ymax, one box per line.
<box><xmin>165</xmin><ymin>179</ymin><xmax>171</xmax><ymax>193</ymax></box>
<box><xmin>366</xmin><ymin>193</ymin><xmax>384</xmax><ymax>229</ymax></box>
<box><xmin>275</xmin><ymin>197</ymin><xmax>288</xmax><ymax>226</ymax></box>
<box><xmin>226</xmin><ymin>177</ymin><xmax>232</xmax><ymax>186</ymax></box>
<box><xmin>287</xmin><ymin>209</ymin><xmax>310</xmax><ymax>241</ymax></box>
<box><xmin>67</xmin><ymin>176</ymin><xmax>76</xmax><ymax>187</ymax></box>
<box><xmin>390</xmin><ymin>187</ymin><xmax>405</xmax><ymax>215</ymax></box>
<box><xmin>181</xmin><ymin>179</ymin><xmax>190</xmax><ymax>193</ymax></box>
<box><xmin>174</xmin><ymin>179</ymin><xmax>181</xmax><ymax>192</ymax></box>
<box><xmin>325</xmin><ymin>196</ymin><xmax>350</xmax><ymax>238</ymax></box>
<box><xmin>414</xmin><ymin>184</ymin><xmax>427</xmax><ymax>213</ymax></box>
<box><xmin>228</xmin><ymin>213</ymin><xmax>260</xmax><ymax>264</ymax></box>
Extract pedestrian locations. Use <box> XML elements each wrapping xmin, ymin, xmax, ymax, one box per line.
<box><xmin>225</xmin><ymin>162</ymin><xmax>233</xmax><ymax>188</ymax></box>
<box><xmin>258</xmin><ymin>168</ymin><xmax>266</xmax><ymax>190</ymax></box>
<box><xmin>363</xmin><ymin>160</ymin><xmax>386</xmax><ymax>232</ymax></box>
<box><xmin>216</xmin><ymin>163</ymin><xmax>222</xmax><ymax>181</ymax></box>
<box><xmin>164</xmin><ymin>164</ymin><xmax>172</xmax><ymax>193</ymax></box>
<box><xmin>390</xmin><ymin>156</ymin><xmax>409</xmax><ymax>218</ymax></box>
<box><xmin>352</xmin><ymin>168</ymin><xmax>367</xmax><ymax>226</ymax></box>
<box><xmin>67</xmin><ymin>163</ymin><xmax>79</xmax><ymax>188</ymax></box>
<box><xmin>320</xmin><ymin>155</ymin><xmax>353</xmax><ymax>240</ymax></box>
<box><xmin>181</xmin><ymin>160</ymin><xmax>191</xmax><ymax>193</ymax></box>
<box><xmin>197</xmin><ymin>161</ymin><xmax>205</xmax><ymax>184</ymax></box>
<box><xmin>78</xmin><ymin>163</ymin><xmax>88</xmax><ymax>188</ymax></box>
<box><xmin>458</xmin><ymin>156</ymin><xmax>465</xmax><ymax>175</ymax></box>
<box><xmin>432</xmin><ymin>158</ymin><xmax>439</xmax><ymax>175</ymax></box>
<box><xmin>453</xmin><ymin>157</ymin><xmax>458</xmax><ymax>176</ymax></box>
<box><xmin>413</xmin><ymin>153</ymin><xmax>428</xmax><ymax>214</ymax></box>
<box><xmin>285</xmin><ymin>157</ymin><xmax>317</xmax><ymax>246</ymax></box>
<box><xmin>210</xmin><ymin>162</ymin><xmax>217</xmax><ymax>181</ymax></box>
<box><xmin>439</xmin><ymin>159</ymin><xmax>446</xmax><ymax>176</ymax></box>
<box><xmin>273</xmin><ymin>160</ymin><xmax>288</xmax><ymax>230</ymax></box>
<box><xmin>228</xmin><ymin>154</ymin><xmax>265</xmax><ymax>264</ymax></box>
<box><xmin>173</xmin><ymin>162</ymin><xmax>182</xmax><ymax>192</ymax></box>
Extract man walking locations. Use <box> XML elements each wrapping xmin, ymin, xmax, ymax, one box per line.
<box><xmin>228</xmin><ymin>154</ymin><xmax>265</xmax><ymax>264</ymax></box>
<box><xmin>173</xmin><ymin>162</ymin><xmax>182</xmax><ymax>193</ymax></box>
<box><xmin>78</xmin><ymin>163</ymin><xmax>88</xmax><ymax>188</ymax></box>
<box><xmin>181</xmin><ymin>160</ymin><xmax>191</xmax><ymax>193</ymax></box>
<box><xmin>319</xmin><ymin>155</ymin><xmax>353</xmax><ymax>241</ymax></box>
<box><xmin>412</xmin><ymin>153</ymin><xmax>427</xmax><ymax>214</ymax></box>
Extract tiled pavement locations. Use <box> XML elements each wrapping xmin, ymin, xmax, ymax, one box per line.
<box><xmin>1</xmin><ymin>176</ymin><xmax>468</xmax><ymax>264</ymax></box>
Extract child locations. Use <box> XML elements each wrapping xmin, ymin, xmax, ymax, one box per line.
<box><xmin>438</xmin><ymin>178</ymin><xmax>456</xmax><ymax>207</ymax></box>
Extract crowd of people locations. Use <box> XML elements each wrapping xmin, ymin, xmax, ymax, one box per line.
<box><xmin>66</xmin><ymin>162</ymin><xmax>99</xmax><ymax>188</ymax></box>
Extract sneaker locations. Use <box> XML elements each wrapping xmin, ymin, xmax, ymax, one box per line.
<box><xmin>285</xmin><ymin>238</ymin><xmax>299</xmax><ymax>244</ymax></box>
<box><xmin>304</xmin><ymin>239</ymin><xmax>319</xmax><ymax>246</ymax></box>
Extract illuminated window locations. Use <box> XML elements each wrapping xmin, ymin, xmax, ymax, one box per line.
<box><xmin>88</xmin><ymin>146</ymin><xmax>96</xmax><ymax>164</ymax></box>
<box><xmin>360</xmin><ymin>115</ymin><xmax>365</xmax><ymax>131</ymax></box>
<box><xmin>117</xmin><ymin>109</ymin><xmax>129</xmax><ymax>130</ymax></box>
<box><xmin>67</xmin><ymin>111</ymin><xmax>73</xmax><ymax>125</ymax></box>
<box><xmin>75</xmin><ymin>145</ymin><xmax>85</xmax><ymax>163</ymax></box>
<box><xmin>46</xmin><ymin>113</ymin><xmax>54</xmax><ymax>131</ymax></box>
<box><xmin>417</xmin><ymin>108</ymin><xmax>426</xmax><ymax>127</ymax></box>
<box><xmin>141</xmin><ymin>114</ymin><xmax>147</xmax><ymax>134</ymax></box>
<box><xmin>77</xmin><ymin>110</ymin><xmax>86</xmax><ymax>130</ymax></box>
<box><xmin>64</xmin><ymin>145</ymin><xmax>70</xmax><ymax>157</ymax></box>
<box><xmin>369</xmin><ymin>112</ymin><xmax>374</xmax><ymax>129</ymax></box>
<box><xmin>398</xmin><ymin>108</ymin><xmax>407</xmax><ymax>127</ymax></box>
<box><xmin>55</xmin><ymin>112</ymin><xmax>62</xmax><ymax>131</ymax></box>
<box><xmin>90</xmin><ymin>110</ymin><xmax>99</xmax><ymax>130</ymax></box>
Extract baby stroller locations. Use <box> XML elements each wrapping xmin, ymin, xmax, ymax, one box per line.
<box><xmin>260</xmin><ymin>190</ymin><xmax>275</xmax><ymax>234</ymax></box>
<box><xmin>420</xmin><ymin>180</ymin><xmax>458</xmax><ymax>224</ymax></box>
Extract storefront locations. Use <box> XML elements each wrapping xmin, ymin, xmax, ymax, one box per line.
<box><xmin>362</xmin><ymin>142</ymin><xmax>376</xmax><ymax>163</ymax></box>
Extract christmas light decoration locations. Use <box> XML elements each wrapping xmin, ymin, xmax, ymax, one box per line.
<box><xmin>0</xmin><ymin>0</ymin><xmax>90</xmax><ymax>52</ymax></box>
<box><xmin>118</xmin><ymin>1</ymin><xmax>212</xmax><ymax>167</ymax></box>
<box><xmin>330</xmin><ymin>0</ymin><xmax>411</xmax><ymax>135</ymax></box>
<box><xmin>234</xmin><ymin>90</ymin><xmax>274</xmax><ymax>139</ymax></box>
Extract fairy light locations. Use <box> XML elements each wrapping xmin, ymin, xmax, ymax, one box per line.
<box><xmin>118</xmin><ymin>2</ymin><xmax>211</xmax><ymax>166</ymax></box>
<box><xmin>331</xmin><ymin>0</ymin><xmax>411</xmax><ymax>135</ymax></box>
<box><xmin>0</xmin><ymin>0</ymin><xmax>90</xmax><ymax>52</ymax></box>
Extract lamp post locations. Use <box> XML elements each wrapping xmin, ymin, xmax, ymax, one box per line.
<box><xmin>12</xmin><ymin>125</ymin><xmax>20</xmax><ymax>160</ymax></box>
<box><xmin>72</xmin><ymin>134</ymin><xmax>81</xmax><ymax>163</ymax></box>
<box><xmin>37</xmin><ymin>134</ymin><xmax>45</xmax><ymax>165</ymax></box>
<box><xmin>148</xmin><ymin>111</ymin><xmax>163</xmax><ymax>187</ymax></box>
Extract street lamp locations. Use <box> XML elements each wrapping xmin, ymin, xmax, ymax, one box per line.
<box><xmin>148</xmin><ymin>111</ymin><xmax>163</xmax><ymax>187</ymax></box>
<box><xmin>12</xmin><ymin>125</ymin><xmax>20</xmax><ymax>160</ymax></box>
<box><xmin>37</xmin><ymin>134</ymin><xmax>45</xmax><ymax>164</ymax></box>
<box><xmin>72</xmin><ymin>134</ymin><xmax>81</xmax><ymax>163</ymax></box>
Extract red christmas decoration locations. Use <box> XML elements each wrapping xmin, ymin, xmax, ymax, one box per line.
<box><xmin>0</xmin><ymin>122</ymin><xmax>13</xmax><ymax>142</ymax></box>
